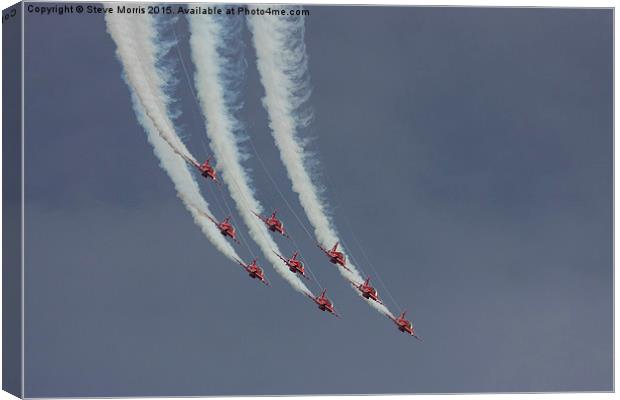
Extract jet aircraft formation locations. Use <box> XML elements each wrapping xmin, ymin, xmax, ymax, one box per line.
<box><xmin>104</xmin><ymin>8</ymin><xmax>419</xmax><ymax>340</ymax></box>
<box><xmin>182</xmin><ymin>154</ymin><xmax>420</xmax><ymax>340</ymax></box>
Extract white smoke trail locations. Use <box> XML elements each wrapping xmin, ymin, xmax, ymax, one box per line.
<box><xmin>247</xmin><ymin>9</ymin><xmax>393</xmax><ymax>316</ymax></box>
<box><xmin>188</xmin><ymin>14</ymin><xmax>312</xmax><ymax>296</ymax></box>
<box><xmin>105</xmin><ymin>10</ymin><xmax>239</xmax><ymax>261</ymax></box>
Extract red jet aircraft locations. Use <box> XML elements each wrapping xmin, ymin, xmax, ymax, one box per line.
<box><xmin>306</xmin><ymin>289</ymin><xmax>341</xmax><ymax>318</ymax></box>
<box><xmin>253</xmin><ymin>210</ymin><xmax>288</xmax><ymax>238</ymax></box>
<box><xmin>192</xmin><ymin>158</ymin><xmax>218</xmax><ymax>182</ymax></box>
<box><xmin>202</xmin><ymin>214</ymin><xmax>240</xmax><ymax>244</ymax></box>
<box><xmin>348</xmin><ymin>276</ymin><xmax>383</xmax><ymax>305</ymax></box>
<box><xmin>317</xmin><ymin>242</ymin><xmax>350</xmax><ymax>272</ymax></box>
<box><xmin>234</xmin><ymin>258</ymin><xmax>269</xmax><ymax>286</ymax></box>
<box><xmin>188</xmin><ymin>206</ymin><xmax>239</xmax><ymax>244</ymax></box>
<box><xmin>386</xmin><ymin>311</ymin><xmax>421</xmax><ymax>340</ymax></box>
<box><xmin>273</xmin><ymin>251</ymin><xmax>310</xmax><ymax>280</ymax></box>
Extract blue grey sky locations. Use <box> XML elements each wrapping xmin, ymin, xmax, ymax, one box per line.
<box><xmin>22</xmin><ymin>4</ymin><xmax>612</xmax><ymax>396</ymax></box>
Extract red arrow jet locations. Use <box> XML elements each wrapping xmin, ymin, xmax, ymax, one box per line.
<box><xmin>187</xmin><ymin>206</ymin><xmax>239</xmax><ymax>244</ymax></box>
<box><xmin>317</xmin><ymin>242</ymin><xmax>350</xmax><ymax>272</ymax></box>
<box><xmin>253</xmin><ymin>210</ymin><xmax>288</xmax><ymax>238</ymax></box>
<box><xmin>306</xmin><ymin>289</ymin><xmax>341</xmax><ymax>318</ymax></box>
<box><xmin>202</xmin><ymin>214</ymin><xmax>240</xmax><ymax>244</ymax></box>
<box><xmin>387</xmin><ymin>311</ymin><xmax>421</xmax><ymax>340</ymax></box>
<box><xmin>273</xmin><ymin>251</ymin><xmax>310</xmax><ymax>280</ymax></box>
<box><xmin>192</xmin><ymin>158</ymin><xmax>218</xmax><ymax>182</ymax></box>
<box><xmin>348</xmin><ymin>276</ymin><xmax>383</xmax><ymax>305</ymax></box>
<box><xmin>234</xmin><ymin>258</ymin><xmax>269</xmax><ymax>286</ymax></box>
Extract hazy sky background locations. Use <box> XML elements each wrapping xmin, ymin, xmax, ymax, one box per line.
<box><xmin>23</xmin><ymin>4</ymin><xmax>612</xmax><ymax>396</ymax></box>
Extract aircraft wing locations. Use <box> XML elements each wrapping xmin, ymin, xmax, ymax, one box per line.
<box><xmin>203</xmin><ymin>213</ymin><xmax>218</xmax><ymax>226</ymax></box>
<box><xmin>316</xmin><ymin>243</ymin><xmax>328</xmax><ymax>255</ymax></box>
<box><xmin>272</xmin><ymin>250</ymin><xmax>288</xmax><ymax>263</ymax></box>
<box><xmin>233</xmin><ymin>257</ymin><xmax>248</xmax><ymax>270</ymax></box>
<box><xmin>331</xmin><ymin>308</ymin><xmax>343</xmax><ymax>319</ymax></box>
<box><xmin>384</xmin><ymin>312</ymin><xmax>397</xmax><ymax>323</ymax></box>
<box><xmin>340</xmin><ymin>264</ymin><xmax>352</xmax><ymax>273</ymax></box>
<box><xmin>346</xmin><ymin>278</ymin><xmax>361</xmax><ymax>288</ymax></box>
<box><xmin>368</xmin><ymin>294</ymin><xmax>384</xmax><ymax>305</ymax></box>
<box><xmin>180</xmin><ymin>154</ymin><xmax>199</xmax><ymax>169</ymax></box>
<box><xmin>252</xmin><ymin>211</ymin><xmax>268</xmax><ymax>224</ymax></box>
<box><xmin>188</xmin><ymin>204</ymin><xmax>218</xmax><ymax>225</ymax></box>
